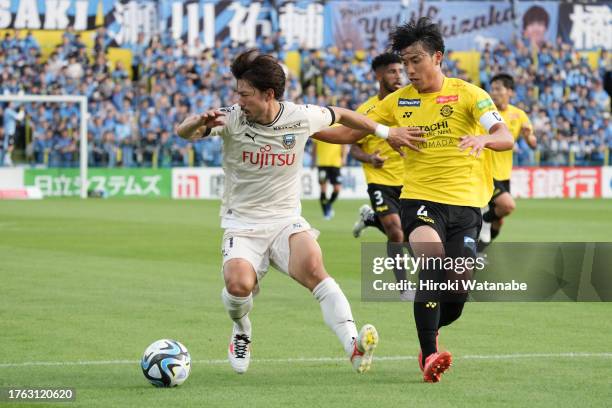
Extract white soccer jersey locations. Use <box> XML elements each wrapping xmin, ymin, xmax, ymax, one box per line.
<box><xmin>209</xmin><ymin>102</ymin><xmax>335</xmax><ymax>228</ymax></box>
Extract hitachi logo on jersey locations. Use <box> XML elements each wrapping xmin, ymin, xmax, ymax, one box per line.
<box><xmin>242</xmin><ymin>145</ymin><xmax>296</xmax><ymax>169</ymax></box>
<box><xmin>398</xmin><ymin>98</ymin><xmax>421</xmax><ymax>107</ymax></box>
<box><xmin>415</xmin><ymin>120</ymin><xmax>449</xmax><ymax>132</ymax></box>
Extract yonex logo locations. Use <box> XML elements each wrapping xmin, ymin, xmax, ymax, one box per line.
<box><xmin>403</xmin><ymin>112</ymin><xmax>413</xmax><ymax>119</ymax></box>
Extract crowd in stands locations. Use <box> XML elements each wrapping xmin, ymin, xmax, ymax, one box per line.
<box><xmin>0</xmin><ymin>26</ymin><xmax>610</xmax><ymax>168</ymax></box>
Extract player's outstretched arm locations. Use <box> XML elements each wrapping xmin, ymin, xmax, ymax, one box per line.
<box><xmin>312</xmin><ymin>124</ymin><xmax>367</xmax><ymax>145</ymax></box>
<box><xmin>313</xmin><ymin>107</ymin><xmax>426</xmax><ymax>154</ymax></box>
<box><xmin>176</xmin><ymin>110</ymin><xmax>226</xmax><ymax>140</ymax></box>
<box><xmin>458</xmin><ymin>123</ymin><xmax>514</xmax><ymax>157</ymax></box>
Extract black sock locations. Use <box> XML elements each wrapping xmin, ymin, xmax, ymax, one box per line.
<box><xmin>477</xmin><ymin>240</ymin><xmax>489</xmax><ymax>252</ymax></box>
<box><xmin>414</xmin><ymin>266</ymin><xmax>443</xmax><ymax>365</ymax></box>
<box><xmin>414</xmin><ymin>301</ymin><xmax>440</xmax><ymax>366</ymax></box>
<box><xmin>329</xmin><ymin>191</ymin><xmax>339</xmax><ymax>206</ymax></box>
<box><xmin>319</xmin><ymin>193</ymin><xmax>327</xmax><ymax>212</ymax></box>
<box><xmin>387</xmin><ymin>242</ymin><xmax>406</xmax><ymax>285</ymax></box>
<box><xmin>491</xmin><ymin>227</ymin><xmax>500</xmax><ymax>241</ymax></box>
<box><xmin>364</xmin><ymin>213</ymin><xmax>386</xmax><ymax>234</ymax></box>
<box><xmin>438</xmin><ymin>293</ymin><xmax>468</xmax><ymax>328</ymax></box>
<box><xmin>483</xmin><ymin>210</ymin><xmax>499</xmax><ymax>223</ymax></box>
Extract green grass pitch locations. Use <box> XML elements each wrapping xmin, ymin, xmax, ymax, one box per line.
<box><xmin>1</xmin><ymin>198</ymin><xmax>610</xmax><ymax>407</ymax></box>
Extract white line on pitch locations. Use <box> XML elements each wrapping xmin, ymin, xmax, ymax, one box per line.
<box><xmin>1</xmin><ymin>352</ymin><xmax>611</xmax><ymax>368</ymax></box>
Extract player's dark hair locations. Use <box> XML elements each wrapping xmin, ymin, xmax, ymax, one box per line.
<box><xmin>371</xmin><ymin>53</ymin><xmax>402</xmax><ymax>72</ymax></box>
<box><xmin>522</xmin><ymin>6</ymin><xmax>549</xmax><ymax>29</ymax></box>
<box><xmin>490</xmin><ymin>73</ymin><xmax>515</xmax><ymax>90</ymax></box>
<box><xmin>231</xmin><ymin>49</ymin><xmax>285</xmax><ymax>100</ymax></box>
<box><xmin>390</xmin><ymin>17</ymin><xmax>445</xmax><ymax>56</ymax></box>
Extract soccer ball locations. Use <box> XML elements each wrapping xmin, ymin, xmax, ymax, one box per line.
<box><xmin>141</xmin><ymin>339</ymin><xmax>191</xmax><ymax>387</ymax></box>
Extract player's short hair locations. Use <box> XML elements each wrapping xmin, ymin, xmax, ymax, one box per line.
<box><xmin>490</xmin><ymin>73</ymin><xmax>515</xmax><ymax>90</ymax></box>
<box><xmin>231</xmin><ymin>49</ymin><xmax>285</xmax><ymax>100</ymax></box>
<box><xmin>371</xmin><ymin>53</ymin><xmax>402</xmax><ymax>72</ymax></box>
<box><xmin>522</xmin><ymin>6</ymin><xmax>549</xmax><ymax>29</ymax></box>
<box><xmin>390</xmin><ymin>17</ymin><xmax>445</xmax><ymax>56</ymax></box>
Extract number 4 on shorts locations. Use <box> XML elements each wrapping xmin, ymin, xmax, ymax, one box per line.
<box><xmin>417</xmin><ymin>205</ymin><xmax>428</xmax><ymax>216</ymax></box>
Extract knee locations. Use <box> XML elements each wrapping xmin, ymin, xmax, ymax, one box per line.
<box><xmin>224</xmin><ymin>260</ymin><xmax>256</xmax><ymax>297</ymax></box>
<box><xmin>225</xmin><ymin>281</ymin><xmax>253</xmax><ymax>297</ymax></box>
<box><xmin>498</xmin><ymin>200</ymin><xmax>515</xmax><ymax>216</ymax></box>
<box><xmin>293</xmin><ymin>254</ymin><xmax>328</xmax><ymax>290</ymax></box>
<box><xmin>302</xmin><ymin>255</ymin><xmax>325</xmax><ymax>280</ymax></box>
<box><xmin>387</xmin><ymin>226</ymin><xmax>404</xmax><ymax>243</ymax></box>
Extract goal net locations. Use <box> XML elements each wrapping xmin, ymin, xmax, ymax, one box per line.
<box><xmin>0</xmin><ymin>94</ymin><xmax>88</xmax><ymax>198</ymax></box>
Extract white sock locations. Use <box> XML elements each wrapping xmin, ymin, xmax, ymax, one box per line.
<box><xmin>312</xmin><ymin>277</ymin><xmax>358</xmax><ymax>356</ymax></box>
<box><xmin>221</xmin><ymin>287</ymin><xmax>253</xmax><ymax>335</ymax></box>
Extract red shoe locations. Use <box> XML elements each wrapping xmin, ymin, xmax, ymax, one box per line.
<box><xmin>418</xmin><ymin>332</ymin><xmax>439</xmax><ymax>372</ymax></box>
<box><xmin>422</xmin><ymin>351</ymin><xmax>452</xmax><ymax>383</ymax></box>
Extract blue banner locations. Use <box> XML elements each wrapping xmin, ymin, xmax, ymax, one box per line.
<box><xmin>103</xmin><ymin>0</ymin><xmax>158</xmax><ymax>47</ymax></box>
<box><xmin>157</xmin><ymin>0</ymin><xmax>324</xmax><ymax>50</ymax></box>
<box><xmin>328</xmin><ymin>1</ymin><xmax>559</xmax><ymax>52</ymax></box>
<box><xmin>0</xmin><ymin>0</ymin><xmax>98</xmax><ymax>30</ymax></box>
<box><xmin>557</xmin><ymin>1</ymin><xmax>611</xmax><ymax>50</ymax></box>
<box><xmin>8</xmin><ymin>1</ymin><xmax>603</xmax><ymax>52</ymax></box>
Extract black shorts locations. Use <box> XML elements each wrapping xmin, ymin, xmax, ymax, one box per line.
<box><xmin>400</xmin><ymin>199</ymin><xmax>482</xmax><ymax>246</ymax></box>
<box><xmin>367</xmin><ymin>184</ymin><xmax>402</xmax><ymax>216</ymax></box>
<box><xmin>490</xmin><ymin>179</ymin><xmax>511</xmax><ymax>202</ymax></box>
<box><xmin>318</xmin><ymin>166</ymin><xmax>342</xmax><ymax>185</ymax></box>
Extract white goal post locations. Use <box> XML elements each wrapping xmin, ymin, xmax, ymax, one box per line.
<box><xmin>0</xmin><ymin>94</ymin><xmax>89</xmax><ymax>198</ymax></box>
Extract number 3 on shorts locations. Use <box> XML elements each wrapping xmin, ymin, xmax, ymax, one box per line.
<box><xmin>417</xmin><ymin>205</ymin><xmax>428</xmax><ymax>216</ymax></box>
<box><xmin>374</xmin><ymin>190</ymin><xmax>383</xmax><ymax>206</ymax></box>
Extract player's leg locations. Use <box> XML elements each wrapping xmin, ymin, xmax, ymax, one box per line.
<box><xmin>289</xmin><ymin>232</ymin><xmax>378</xmax><ymax>372</ymax></box>
<box><xmin>270</xmin><ymin>223</ymin><xmax>378</xmax><ymax>373</ymax></box>
<box><xmin>402</xmin><ymin>199</ymin><xmax>452</xmax><ymax>382</ymax></box>
<box><xmin>287</xmin><ymin>231</ymin><xmax>356</xmax><ymax>351</ymax></box>
<box><xmin>325</xmin><ymin>168</ymin><xmax>342</xmax><ymax>219</ymax></box>
<box><xmin>222</xmin><ymin>259</ymin><xmax>257</xmax><ymax>332</ymax></box>
<box><xmin>438</xmin><ymin>207</ymin><xmax>481</xmax><ymax>329</ymax></box>
<box><xmin>353</xmin><ymin>184</ymin><xmax>395</xmax><ymax>237</ymax></box>
<box><xmin>409</xmin><ymin>225</ymin><xmax>445</xmax><ymax>363</ymax></box>
<box><xmin>221</xmin><ymin>232</ymin><xmax>267</xmax><ymax>373</ymax></box>
<box><xmin>489</xmin><ymin>192</ymin><xmax>515</xmax><ymax>241</ymax></box>
<box><xmin>318</xmin><ymin>167</ymin><xmax>328</xmax><ymax>216</ymax></box>
<box><xmin>352</xmin><ymin>203</ymin><xmax>383</xmax><ymax>237</ymax></box>
<box><xmin>353</xmin><ymin>184</ymin><xmax>383</xmax><ymax>237</ymax></box>
<box><xmin>482</xmin><ymin>180</ymin><xmax>512</xmax><ymax>244</ymax></box>
<box><xmin>380</xmin><ymin>212</ymin><xmax>411</xmax><ymax>299</ymax></box>
<box><xmin>377</xmin><ymin>187</ymin><xmax>408</xmax><ymax>296</ymax></box>
<box><xmin>409</xmin><ymin>225</ymin><xmax>453</xmax><ymax>382</ymax></box>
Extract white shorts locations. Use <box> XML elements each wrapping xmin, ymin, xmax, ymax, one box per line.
<box><xmin>221</xmin><ymin>217</ymin><xmax>320</xmax><ymax>281</ymax></box>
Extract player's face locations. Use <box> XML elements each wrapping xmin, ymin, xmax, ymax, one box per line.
<box><xmin>236</xmin><ymin>79</ymin><xmax>268</xmax><ymax>123</ymax></box>
<box><xmin>399</xmin><ymin>42</ymin><xmax>443</xmax><ymax>93</ymax></box>
<box><xmin>490</xmin><ymin>80</ymin><xmax>512</xmax><ymax>108</ymax></box>
<box><xmin>377</xmin><ymin>63</ymin><xmax>403</xmax><ymax>94</ymax></box>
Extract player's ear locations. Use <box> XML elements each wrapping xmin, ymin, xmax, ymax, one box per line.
<box><xmin>264</xmin><ymin>88</ymin><xmax>275</xmax><ymax>101</ymax></box>
<box><xmin>374</xmin><ymin>69</ymin><xmax>382</xmax><ymax>82</ymax></box>
<box><xmin>434</xmin><ymin>51</ymin><xmax>443</xmax><ymax>67</ymax></box>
